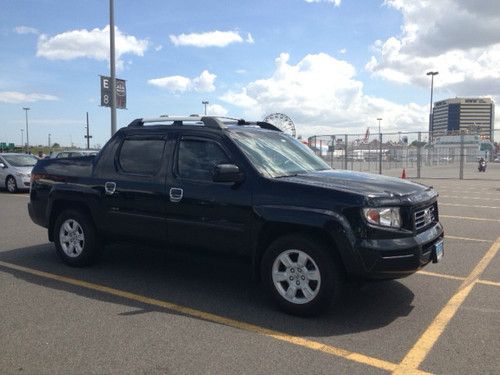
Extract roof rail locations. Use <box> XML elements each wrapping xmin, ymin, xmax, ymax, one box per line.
<box><xmin>126</xmin><ymin>116</ymin><xmax>282</xmax><ymax>132</ymax></box>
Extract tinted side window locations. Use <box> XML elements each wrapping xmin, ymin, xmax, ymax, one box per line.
<box><xmin>119</xmin><ymin>139</ymin><xmax>165</xmax><ymax>175</ymax></box>
<box><xmin>178</xmin><ymin>139</ymin><xmax>229</xmax><ymax>181</ymax></box>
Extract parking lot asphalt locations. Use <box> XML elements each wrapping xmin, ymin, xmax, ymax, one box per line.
<box><xmin>0</xmin><ymin>178</ymin><xmax>498</xmax><ymax>375</ymax></box>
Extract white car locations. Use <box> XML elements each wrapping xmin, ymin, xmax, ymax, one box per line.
<box><xmin>0</xmin><ymin>153</ymin><xmax>39</xmax><ymax>193</ymax></box>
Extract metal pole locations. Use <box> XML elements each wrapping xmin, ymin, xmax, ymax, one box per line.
<box><xmin>344</xmin><ymin>134</ymin><xmax>348</xmax><ymax>170</ymax></box>
<box><xmin>459</xmin><ymin>134</ymin><xmax>464</xmax><ymax>180</ymax></box>
<box><xmin>417</xmin><ymin>132</ymin><xmax>422</xmax><ymax>178</ymax></box>
<box><xmin>202</xmin><ymin>101</ymin><xmax>209</xmax><ymax>115</ymax></box>
<box><xmin>426</xmin><ymin>71</ymin><xmax>439</xmax><ymax>138</ymax></box>
<box><xmin>21</xmin><ymin>129</ymin><xmax>24</xmax><ymax>149</ymax></box>
<box><xmin>23</xmin><ymin>107</ymin><xmax>30</xmax><ymax>152</ymax></box>
<box><xmin>48</xmin><ymin>133</ymin><xmax>51</xmax><ymax>148</ymax></box>
<box><xmin>85</xmin><ymin>112</ymin><xmax>92</xmax><ymax>149</ymax></box>
<box><xmin>379</xmin><ymin>133</ymin><xmax>382</xmax><ymax>174</ymax></box>
<box><xmin>109</xmin><ymin>0</ymin><xmax>117</xmax><ymax>136</ymax></box>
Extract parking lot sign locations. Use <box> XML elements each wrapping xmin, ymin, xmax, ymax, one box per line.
<box><xmin>100</xmin><ymin>75</ymin><xmax>126</xmax><ymax>109</ymax></box>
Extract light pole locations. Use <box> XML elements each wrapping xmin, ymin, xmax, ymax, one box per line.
<box><xmin>426</xmin><ymin>71</ymin><xmax>439</xmax><ymax>137</ymax></box>
<box><xmin>48</xmin><ymin>133</ymin><xmax>51</xmax><ymax>148</ymax></box>
<box><xmin>20</xmin><ymin>129</ymin><xmax>24</xmax><ymax>148</ymax></box>
<box><xmin>377</xmin><ymin>118</ymin><xmax>382</xmax><ymax>174</ymax></box>
<box><xmin>202</xmin><ymin>100</ymin><xmax>209</xmax><ymax>115</ymax></box>
<box><xmin>22</xmin><ymin>107</ymin><xmax>30</xmax><ymax>152</ymax></box>
<box><xmin>109</xmin><ymin>0</ymin><xmax>117</xmax><ymax>136</ymax></box>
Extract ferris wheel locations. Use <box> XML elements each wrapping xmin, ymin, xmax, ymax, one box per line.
<box><xmin>263</xmin><ymin>113</ymin><xmax>296</xmax><ymax>138</ymax></box>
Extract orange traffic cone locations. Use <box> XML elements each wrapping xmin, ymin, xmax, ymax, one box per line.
<box><xmin>401</xmin><ymin>168</ymin><xmax>406</xmax><ymax>179</ymax></box>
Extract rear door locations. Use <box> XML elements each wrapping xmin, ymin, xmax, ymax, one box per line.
<box><xmin>165</xmin><ymin>132</ymin><xmax>254</xmax><ymax>254</ymax></box>
<box><xmin>101</xmin><ymin>134</ymin><xmax>170</xmax><ymax>243</ymax></box>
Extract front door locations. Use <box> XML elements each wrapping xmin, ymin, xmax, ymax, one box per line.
<box><xmin>166</xmin><ymin>134</ymin><xmax>253</xmax><ymax>255</ymax></box>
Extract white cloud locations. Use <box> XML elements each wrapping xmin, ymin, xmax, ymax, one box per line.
<box><xmin>366</xmin><ymin>0</ymin><xmax>500</xmax><ymax>95</ymax></box>
<box><xmin>206</xmin><ymin>104</ymin><xmax>229</xmax><ymax>116</ymax></box>
<box><xmin>14</xmin><ymin>26</ymin><xmax>39</xmax><ymax>35</ymax></box>
<box><xmin>0</xmin><ymin>91</ymin><xmax>58</xmax><ymax>103</ymax></box>
<box><xmin>235</xmin><ymin>69</ymin><xmax>247</xmax><ymax>74</ymax></box>
<box><xmin>148</xmin><ymin>70</ymin><xmax>216</xmax><ymax>93</ymax></box>
<box><xmin>339</xmin><ymin>48</ymin><xmax>347</xmax><ymax>54</ymax></box>
<box><xmin>169</xmin><ymin>30</ymin><xmax>253</xmax><ymax>48</ymax></box>
<box><xmin>221</xmin><ymin>52</ymin><xmax>427</xmax><ymax>135</ymax></box>
<box><xmin>36</xmin><ymin>25</ymin><xmax>148</xmax><ymax>68</ymax></box>
<box><xmin>304</xmin><ymin>0</ymin><xmax>341</xmax><ymax>5</ymax></box>
<box><xmin>246</xmin><ymin>33</ymin><xmax>255</xmax><ymax>44</ymax></box>
<box><xmin>155</xmin><ymin>45</ymin><xmax>163</xmax><ymax>52</ymax></box>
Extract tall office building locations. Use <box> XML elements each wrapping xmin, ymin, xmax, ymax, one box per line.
<box><xmin>431</xmin><ymin>97</ymin><xmax>495</xmax><ymax>139</ymax></box>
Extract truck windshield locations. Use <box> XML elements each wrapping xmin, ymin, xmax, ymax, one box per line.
<box><xmin>230</xmin><ymin>131</ymin><xmax>330</xmax><ymax>178</ymax></box>
<box><xmin>3</xmin><ymin>155</ymin><xmax>38</xmax><ymax>167</ymax></box>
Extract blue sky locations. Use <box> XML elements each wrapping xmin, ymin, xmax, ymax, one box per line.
<box><xmin>1</xmin><ymin>0</ymin><xmax>499</xmax><ymax>148</ymax></box>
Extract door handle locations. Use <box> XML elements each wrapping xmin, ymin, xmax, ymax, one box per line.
<box><xmin>105</xmin><ymin>182</ymin><xmax>116</xmax><ymax>195</ymax></box>
<box><xmin>169</xmin><ymin>187</ymin><xmax>183</xmax><ymax>202</ymax></box>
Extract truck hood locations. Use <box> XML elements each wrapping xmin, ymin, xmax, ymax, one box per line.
<box><xmin>278</xmin><ymin>170</ymin><xmax>436</xmax><ymax>205</ymax></box>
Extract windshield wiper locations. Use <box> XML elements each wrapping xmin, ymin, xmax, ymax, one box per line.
<box><xmin>274</xmin><ymin>173</ymin><xmax>299</xmax><ymax>178</ymax></box>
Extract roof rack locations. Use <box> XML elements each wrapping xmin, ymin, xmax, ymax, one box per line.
<box><xmin>126</xmin><ymin>116</ymin><xmax>282</xmax><ymax>132</ymax></box>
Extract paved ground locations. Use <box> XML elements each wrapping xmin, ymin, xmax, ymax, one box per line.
<box><xmin>0</xmin><ymin>178</ymin><xmax>498</xmax><ymax>374</ymax></box>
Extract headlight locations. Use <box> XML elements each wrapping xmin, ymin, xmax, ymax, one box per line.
<box><xmin>15</xmin><ymin>172</ymin><xmax>30</xmax><ymax>178</ymax></box>
<box><xmin>363</xmin><ymin>207</ymin><xmax>401</xmax><ymax>228</ymax></box>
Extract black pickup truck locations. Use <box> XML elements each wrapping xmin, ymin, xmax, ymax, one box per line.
<box><xmin>28</xmin><ymin>116</ymin><xmax>444</xmax><ymax>315</ymax></box>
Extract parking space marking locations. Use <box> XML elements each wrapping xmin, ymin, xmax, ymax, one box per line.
<box><xmin>0</xmin><ymin>260</ymin><xmax>419</xmax><ymax>374</ymax></box>
<box><xmin>417</xmin><ymin>271</ymin><xmax>500</xmax><ymax>288</ymax></box>
<box><xmin>440</xmin><ymin>195</ymin><xmax>500</xmax><ymax>201</ymax></box>
<box><xmin>440</xmin><ymin>203</ymin><xmax>500</xmax><ymax>209</ymax></box>
<box><xmin>393</xmin><ymin>237</ymin><xmax>500</xmax><ymax>374</ymax></box>
<box><xmin>417</xmin><ymin>270</ymin><xmax>465</xmax><ymax>281</ymax></box>
<box><xmin>477</xmin><ymin>279</ymin><xmax>500</xmax><ymax>287</ymax></box>
<box><xmin>445</xmin><ymin>235</ymin><xmax>493</xmax><ymax>243</ymax></box>
<box><xmin>440</xmin><ymin>215</ymin><xmax>500</xmax><ymax>222</ymax></box>
<box><xmin>441</xmin><ymin>190</ymin><xmax>500</xmax><ymax>196</ymax></box>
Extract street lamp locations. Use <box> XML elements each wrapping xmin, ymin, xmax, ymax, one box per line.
<box><xmin>22</xmin><ymin>107</ymin><xmax>30</xmax><ymax>152</ymax></box>
<box><xmin>377</xmin><ymin>118</ymin><xmax>382</xmax><ymax>175</ymax></box>
<box><xmin>20</xmin><ymin>129</ymin><xmax>24</xmax><ymax>148</ymax></box>
<box><xmin>48</xmin><ymin>133</ymin><xmax>51</xmax><ymax>148</ymax></box>
<box><xmin>426</xmin><ymin>71</ymin><xmax>439</xmax><ymax>137</ymax></box>
<box><xmin>202</xmin><ymin>100</ymin><xmax>209</xmax><ymax>115</ymax></box>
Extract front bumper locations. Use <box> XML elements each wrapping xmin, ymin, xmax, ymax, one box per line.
<box><xmin>16</xmin><ymin>175</ymin><xmax>31</xmax><ymax>189</ymax></box>
<box><xmin>356</xmin><ymin>222</ymin><xmax>444</xmax><ymax>279</ymax></box>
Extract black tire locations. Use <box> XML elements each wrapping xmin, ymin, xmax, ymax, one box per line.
<box><xmin>53</xmin><ymin>209</ymin><xmax>102</xmax><ymax>267</ymax></box>
<box><xmin>6</xmin><ymin>176</ymin><xmax>17</xmax><ymax>193</ymax></box>
<box><xmin>261</xmin><ymin>234</ymin><xmax>343</xmax><ymax>316</ymax></box>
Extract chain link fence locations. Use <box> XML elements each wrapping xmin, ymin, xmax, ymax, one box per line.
<box><xmin>307</xmin><ymin>129</ymin><xmax>499</xmax><ymax>180</ymax></box>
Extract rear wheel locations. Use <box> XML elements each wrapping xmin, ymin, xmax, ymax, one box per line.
<box><xmin>261</xmin><ymin>234</ymin><xmax>343</xmax><ymax>316</ymax></box>
<box><xmin>6</xmin><ymin>176</ymin><xmax>17</xmax><ymax>193</ymax></box>
<box><xmin>53</xmin><ymin>209</ymin><xmax>101</xmax><ymax>267</ymax></box>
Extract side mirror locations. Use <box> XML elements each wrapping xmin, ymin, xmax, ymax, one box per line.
<box><xmin>0</xmin><ymin>162</ymin><xmax>6</xmax><ymax>169</ymax></box>
<box><xmin>212</xmin><ymin>164</ymin><xmax>244</xmax><ymax>183</ymax></box>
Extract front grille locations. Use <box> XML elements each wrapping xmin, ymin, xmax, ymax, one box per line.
<box><xmin>415</xmin><ymin>204</ymin><xmax>436</xmax><ymax>231</ymax></box>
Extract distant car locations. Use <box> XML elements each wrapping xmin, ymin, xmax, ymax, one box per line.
<box><xmin>49</xmin><ymin>150</ymin><xmax>99</xmax><ymax>159</ymax></box>
<box><xmin>492</xmin><ymin>157</ymin><xmax>500</xmax><ymax>163</ymax></box>
<box><xmin>0</xmin><ymin>153</ymin><xmax>39</xmax><ymax>193</ymax></box>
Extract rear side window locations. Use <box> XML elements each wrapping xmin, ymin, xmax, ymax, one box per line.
<box><xmin>118</xmin><ymin>139</ymin><xmax>165</xmax><ymax>175</ymax></box>
<box><xmin>177</xmin><ymin>139</ymin><xmax>229</xmax><ymax>181</ymax></box>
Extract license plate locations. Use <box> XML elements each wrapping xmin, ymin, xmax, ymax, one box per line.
<box><xmin>433</xmin><ymin>240</ymin><xmax>444</xmax><ymax>263</ymax></box>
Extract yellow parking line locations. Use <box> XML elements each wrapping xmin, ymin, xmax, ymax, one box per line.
<box><xmin>440</xmin><ymin>215</ymin><xmax>500</xmax><ymax>223</ymax></box>
<box><xmin>417</xmin><ymin>270</ymin><xmax>465</xmax><ymax>281</ymax></box>
<box><xmin>440</xmin><ymin>195</ymin><xmax>500</xmax><ymax>201</ymax></box>
<box><xmin>445</xmin><ymin>235</ymin><xmax>493</xmax><ymax>243</ymax></box>
<box><xmin>477</xmin><ymin>279</ymin><xmax>500</xmax><ymax>288</ymax></box>
<box><xmin>440</xmin><ymin>203</ymin><xmax>500</xmax><ymax>210</ymax></box>
<box><xmin>0</xmin><ymin>260</ymin><xmax>414</xmax><ymax>373</ymax></box>
<box><xmin>393</xmin><ymin>237</ymin><xmax>500</xmax><ymax>374</ymax></box>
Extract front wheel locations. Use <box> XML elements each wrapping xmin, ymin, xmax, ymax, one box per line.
<box><xmin>53</xmin><ymin>209</ymin><xmax>101</xmax><ymax>267</ymax></box>
<box><xmin>261</xmin><ymin>234</ymin><xmax>343</xmax><ymax>316</ymax></box>
<box><xmin>6</xmin><ymin>176</ymin><xmax>17</xmax><ymax>193</ymax></box>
